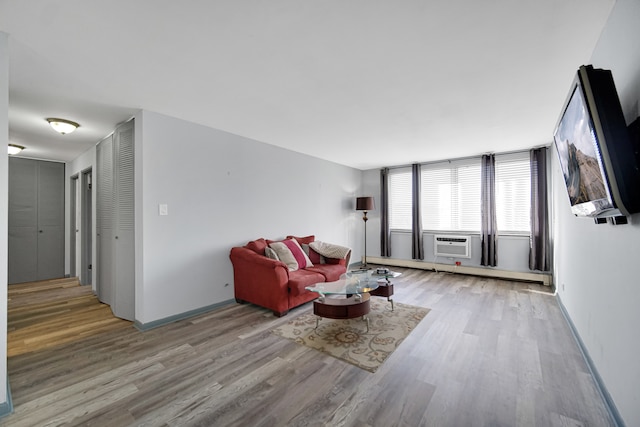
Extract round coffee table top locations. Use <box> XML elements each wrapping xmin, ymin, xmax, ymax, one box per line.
<box><xmin>305</xmin><ymin>275</ymin><xmax>378</xmax><ymax>297</ymax></box>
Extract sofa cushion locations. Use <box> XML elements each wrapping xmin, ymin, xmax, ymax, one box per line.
<box><xmin>269</xmin><ymin>239</ymin><xmax>313</xmax><ymax>271</ymax></box>
<box><xmin>306</xmin><ymin>264</ymin><xmax>347</xmax><ymax>282</ymax></box>
<box><xmin>288</xmin><ymin>269</ymin><xmax>326</xmax><ymax>297</ymax></box>
<box><xmin>245</xmin><ymin>238</ymin><xmax>267</xmax><ymax>255</ymax></box>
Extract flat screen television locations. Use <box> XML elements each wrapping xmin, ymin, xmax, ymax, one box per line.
<box><xmin>553</xmin><ymin>65</ymin><xmax>640</xmax><ymax>218</ymax></box>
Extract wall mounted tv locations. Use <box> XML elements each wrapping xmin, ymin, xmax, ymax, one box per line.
<box><xmin>553</xmin><ymin>65</ymin><xmax>640</xmax><ymax>218</ymax></box>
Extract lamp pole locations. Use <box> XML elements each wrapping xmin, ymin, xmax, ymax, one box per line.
<box><xmin>356</xmin><ymin>196</ymin><xmax>375</xmax><ymax>270</ymax></box>
<box><xmin>362</xmin><ymin>209</ymin><xmax>369</xmax><ymax>268</ymax></box>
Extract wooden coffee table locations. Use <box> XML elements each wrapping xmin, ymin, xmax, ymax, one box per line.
<box><xmin>305</xmin><ymin>276</ymin><xmax>379</xmax><ymax>332</ymax></box>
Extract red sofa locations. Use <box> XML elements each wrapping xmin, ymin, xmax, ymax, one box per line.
<box><xmin>229</xmin><ymin>235</ymin><xmax>350</xmax><ymax>316</ymax></box>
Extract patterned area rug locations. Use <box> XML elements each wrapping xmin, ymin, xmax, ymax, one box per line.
<box><xmin>272</xmin><ymin>299</ymin><xmax>430</xmax><ymax>372</ymax></box>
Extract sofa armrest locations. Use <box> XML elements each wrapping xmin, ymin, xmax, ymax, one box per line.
<box><xmin>229</xmin><ymin>247</ymin><xmax>291</xmax><ymax>314</ymax></box>
<box><xmin>231</xmin><ymin>247</ymin><xmax>288</xmax><ymax>270</ymax></box>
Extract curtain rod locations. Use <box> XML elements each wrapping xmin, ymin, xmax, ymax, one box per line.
<box><xmin>379</xmin><ymin>144</ymin><xmax>551</xmax><ymax>170</ymax></box>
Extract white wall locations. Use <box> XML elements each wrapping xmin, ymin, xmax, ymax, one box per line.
<box><xmin>0</xmin><ymin>31</ymin><xmax>10</xmax><ymax>411</ymax></box>
<box><xmin>554</xmin><ymin>1</ymin><xmax>640</xmax><ymax>425</ymax></box>
<box><xmin>135</xmin><ymin>110</ymin><xmax>363</xmax><ymax>324</ymax></box>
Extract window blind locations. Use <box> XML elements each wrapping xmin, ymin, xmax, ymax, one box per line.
<box><xmin>421</xmin><ymin>160</ymin><xmax>481</xmax><ymax>232</ymax></box>
<box><xmin>385</xmin><ymin>150</ymin><xmax>531</xmax><ymax>234</ymax></box>
<box><xmin>495</xmin><ymin>153</ymin><xmax>531</xmax><ymax>233</ymax></box>
<box><xmin>388</xmin><ymin>168</ymin><xmax>412</xmax><ymax>230</ymax></box>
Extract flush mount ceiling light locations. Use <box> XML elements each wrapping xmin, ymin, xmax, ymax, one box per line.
<box><xmin>46</xmin><ymin>118</ymin><xmax>80</xmax><ymax>135</ymax></box>
<box><xmin>8</xmin><ymin>144</ymin><xmax>25</xmax><ymax>155</ymax></box>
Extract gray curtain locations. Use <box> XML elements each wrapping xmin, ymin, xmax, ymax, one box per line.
<box><xmin>380</xmin><ymin>168</ymin><xmax>391</xmax><ymax>257</ymax></box>
<box><xmin>481</xmin><ymin>154</ymin><xmax>498</xmax><ymax>266</ymax></box>
<box><xmin>412</xmin><ymin>164</ymin><xmax>424</xmax><ymax>260</ymax></box>
<box><xmin>529</xmin><ymin>147</ymin><xmax>550</xmax><ymax>271</ymax></box>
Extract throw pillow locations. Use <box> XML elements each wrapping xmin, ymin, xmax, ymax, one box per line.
<box><xmin>269</xmin><ymin>241</ymin><xmax>299</xmax><ymax>271</ymax></box>
<box><xmin>285</xmin><ymin>238</ymin><xmax>313</xmax><ymax>268</ymax></box>
<box><xmin>269</xmin><ymin>239</ymin><xmax>314</xmax><ymax>271</ymax></box>
<box><xmin>308</xmin><ymin>247</ymin><xmax>323</xmax><ymax>264</ymax></box>
<box><xmin>265</xmin><ymin>247</ymin><xmax>280</xmax><ymax>261</ymax></box>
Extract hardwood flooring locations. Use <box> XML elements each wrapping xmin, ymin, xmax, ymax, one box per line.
<box><xmin>7</xmin><ymin>277</ymin><xmax>131</xmax><ymax>358</ymax></box>
<box><xmin>4</xmin><ymin>268</ymin><xmax>615</xmax><ymax>426</ymax></box>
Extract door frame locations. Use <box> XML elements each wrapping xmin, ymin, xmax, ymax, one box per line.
<box><xmin>80</xmin><ymin>168</ymin><xmax>93</xmax><ymax>286</ymax></box>
<box><xmin>69</xmin><ymin>174</ymin><xmax>79</xmax><ymax>279</ymax></box>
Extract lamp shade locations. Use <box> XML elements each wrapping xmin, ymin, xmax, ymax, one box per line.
<box><xmin>356</xmin><ymin>196</ymin><xmax>375</xmax><ymax>211</ymax></box>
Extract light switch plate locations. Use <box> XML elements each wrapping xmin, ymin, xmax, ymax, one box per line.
<box><xmin>159</xmin><ymin>204</ymin><xmax>168</xmax><ymax>216</ymax></box>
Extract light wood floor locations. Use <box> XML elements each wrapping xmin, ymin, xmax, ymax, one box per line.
<box><xmin>4</xmin><ymin>268</ymin><xmax>614</xmax><ymax>426</ymax></box>
<box><xmin>7</xmin><ymin>277</ymin><xmax>131</xmax><ymax>358</ymax></box>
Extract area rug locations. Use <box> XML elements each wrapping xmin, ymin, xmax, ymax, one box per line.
<box><xmin>271</xmin><ymin>299</ymin><xmax>430</xmax><ymax>372</ymax></box>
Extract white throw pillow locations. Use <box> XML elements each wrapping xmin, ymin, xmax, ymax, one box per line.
<box><xmin>265</xmin><ymin>247</ymin><xmax>280</xmax><ymax>261</ymax></box>
<box><xmin>269</xmin><ymin>239</ymin><xmax>313</xmax><ymax>271</ymax></box>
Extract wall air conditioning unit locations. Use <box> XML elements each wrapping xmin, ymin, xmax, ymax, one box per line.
<box><xmin>434</xmin><ymin>235</ymin><xmax>471</xmax><ymax>259</ymax></box>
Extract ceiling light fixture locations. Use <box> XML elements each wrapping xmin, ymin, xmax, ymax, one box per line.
<box><xmin>46</xmin><ymin>118</ymin><xmax>80</xmax><ymax>135</ymax></box>
<box><xmin>8</xmin><ymin>144</ymin><xmax>25</xmax><ymax>155</ymax></box>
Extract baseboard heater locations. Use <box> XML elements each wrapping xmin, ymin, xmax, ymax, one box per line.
<box><xmin>364</xmin><ymin>256</ymin><xmax>552</xmax><ymax>286</ymax></box>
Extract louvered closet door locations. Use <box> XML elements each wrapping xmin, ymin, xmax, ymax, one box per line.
<box><xmin>113</xmin><ymin>119</ymin><xmax>135</xmax><ymax>321</ymax></box>
<box><xmin>96</xmin><ymin>134</ymin><xmax>115</xmax><ymax>305</ymax></box>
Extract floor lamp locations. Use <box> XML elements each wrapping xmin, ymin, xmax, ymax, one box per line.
<box><xmin>356</xmin><ymin>196</ymin><xmax>375</xmax><ymax>269</ymax></box>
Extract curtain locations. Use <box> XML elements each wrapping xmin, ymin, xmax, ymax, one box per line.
<box><xmin>380</xmin><ymin>168</ymin><xmax>391</xmax><ymax>257</ymax></box>
<box><xmin>529</xmin><ymin>147</ymin><xmax>550</xmax><ymax>271</ymax></box>
<box><xmin>411</xmin><ymin>164</ymin><xmax>424</xmax><ymax>260</ymax></box>
<box><xmin>481</xmin><ymin>154</ymin><xmax>498</xmax><ymax>266</ymax></box>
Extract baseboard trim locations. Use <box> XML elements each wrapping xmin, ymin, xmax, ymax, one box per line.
<box><xmin>556</xmin><ymin>296</ymin><xmax>625</xmax><ymax>427</ymax></box>
<box><xmin>134</xmin><ymin>299</ymin><xmax>235</xmax><ymax>331</ymax></box>
<box><xmin>365</xmin><ymin>256</ymin><xmax>552</xmax><ymax>285</ymax></box>
<box><xmin>0</xmin><ymin>379</ymin><xmax>13</xmax><ymax>419</ymax></box>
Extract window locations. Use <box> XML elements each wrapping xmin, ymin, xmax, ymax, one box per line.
<box><xmin>495</xmin><ymin>153</ymin><xmax>531</xmax><ymax>233</ymax></box>
<box><xmin>388</xmin><ymin>168</ymin><xmax>412</xmax><ymax>230</ymax></box>
<box><xmin>385</xmin><ymin>151</ymin><xmax>531</xmax><ymax>234</ymax></box>
<box><xmin>421</xmin><ymin>160</ymin><xmax>481</xmax><ymax>232</ymax></box>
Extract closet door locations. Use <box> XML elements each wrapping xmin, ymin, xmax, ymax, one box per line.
<box><xmin>113</xmin><ymin>119</ymin><xmax>135</xmax><ymax>320</ymax></box>
<box><xmin>8</xmin><ymin>158</ymin><xmax>64</xmax><ymax>284</ymax></box>
<box><xmin>96</xmin><ymin>134</ymin><xmax>115</xmax><ymax>305</ymax></box>
<box><xmin>95</xmin><ymin>119</ymin><xmax>135</xmax><ymax>321</ymax></box>
<box><xmin>37</xmin><ymin>161</ymin><xmax>65</xmax><ymax>280</ymax></box>
<box><xmin>8</xmin><ymin>158</ymin><xmax>38</xmax><ymax>284</ymax></box>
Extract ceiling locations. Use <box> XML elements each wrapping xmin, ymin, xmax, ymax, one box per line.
<box><xmin>1</xmin><ymin>1</ymin><xmax>615</xmax><ymax>170</ymax></box>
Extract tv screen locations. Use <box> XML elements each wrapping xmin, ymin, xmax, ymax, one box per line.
<box><xmin>554</xmin><ymin>84</ymin><xmax>613</xmax><ymax>216</ymax></box>
<box><xmin>553</xmin><ymin>65</ymin><xmax>640</xmax><ymax>218</ymax></box>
